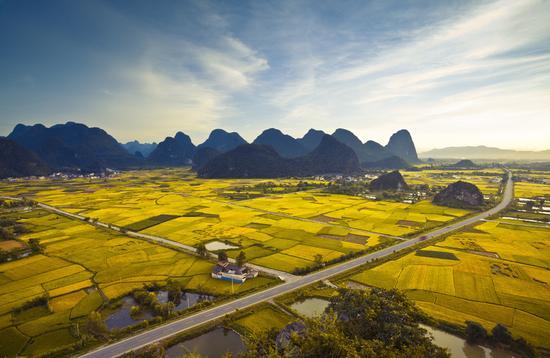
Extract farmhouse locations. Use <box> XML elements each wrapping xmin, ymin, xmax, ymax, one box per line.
<box><xmin>211</xmin><ymin>260</ymin><xmax>258</xmax><ymax>283</ymax></box>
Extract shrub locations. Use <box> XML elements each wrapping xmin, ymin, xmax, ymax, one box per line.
<box><xmin>465</xmin><ymin>321</ymin><xmax>487</xmax><ymax>344</ymax></box>
<box><xmin>492</xmin><ymin>324</ymin><xmax>512</xmax><ymax>345</ymax></box>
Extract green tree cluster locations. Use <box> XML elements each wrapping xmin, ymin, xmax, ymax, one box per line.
<box><xmin>247</xmin><ymin>288</ymin><xmax>449</xmax><ymax>357</ymax></box>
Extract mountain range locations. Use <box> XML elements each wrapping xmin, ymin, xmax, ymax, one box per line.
<box><xmin>198</xmin><ymin>135</ymin><xmax>360</xmax><ymax>178</ymax></box>
<box><xmin>122</xmin><ymin>140</ymin><xmax>157</xmax><ymax>157</ymax></box>
<box><xmin>0</xmin><ymin>138</ymin><xmax>50</xmax><ymax>178</ymax></box>
<box><xmin>3</xmin><ymin>121</ymin><xmax>421</xmax><ymax>177</ymax></box>
<box><xmin>420</xmin><ymin>146</ymin><xmax>550</xmax><ymax>160</ymax></box>
<box><xmin>147</xmin><ymin>132</ymin><xmax>196</xmax><ymax>166</ymax></box>
<box><xmin>7</xmin><ymin>122</ymin><xmax>140</xmax><ymax>172</ymax></box>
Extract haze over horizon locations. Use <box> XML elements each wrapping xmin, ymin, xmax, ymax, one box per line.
<box><xmin>1</xmin><ymin>0</ymin><xmax>549</xmax><ymax>150</ymax></box>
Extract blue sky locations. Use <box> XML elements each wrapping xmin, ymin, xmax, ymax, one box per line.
<box><xmin>0</xmin><ymin>0</ymin><xmax>549</xmax><ymax>150</ymax></box>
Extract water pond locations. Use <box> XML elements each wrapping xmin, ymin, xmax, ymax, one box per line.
<box><xmin>164</xmin><ymin>327</ymin><xmax>246</xmax><ymax>358</ymax></box>
<box><xmin>156</xmin><ymin>290</ymin><xmax>214</xmax><ymax>311</ymax></box>
<box><xmin>290</xmin><ymin>297</ymin><xmax>330</xmax><ymax>318</ymax></box>
<box><xmin>105</xmin><ymin>296</ymin><xmax>153</xmax><ymax>330</ymax></box>
<box><xmin>421</xmin><ymin>325</ymin><xmax>517</xmax><ymax>358</ymax></box>
<box><xmin>205</xmin><ymin>241</ymin><xmax>239</xmax><ymax>251</ymax></box>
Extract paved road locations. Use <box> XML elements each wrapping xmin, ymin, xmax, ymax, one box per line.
<box><xmin>79</xmin><ymin>174</ymin><xmax>513</xmax><ymax>358</ymax></box>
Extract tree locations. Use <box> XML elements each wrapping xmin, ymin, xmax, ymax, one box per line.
<box><xmin>130</xmin><ymin>305</ymin><xmax>140</xmax><ymax>317</ymax></box>
<box><xmin>196</xmin><ymin>242</ymin><xmax>208</xmax><ymax>257</ymax></box>
<box><xmin>247</xmin><ymin>288</ymin><xmax>449</xmax><ymax>357</ymax></box>
<box><xmin>314</xmin><ymin>254</ymin><xmax>323</xmax><ymax>265</ymax></box>
<box><xmin>492</xmin><ymin>324</ymin><xmax>513</xmax><ymax>345</ymax></box>
<box><xmin>0</xmin><ymin>228</ymin><xmax>14</xmax><ymax>240</ymax></box>
<box><xmin>218</xmin><ymin>250</ymin><xmax>228</xmax><ymax>262</ymax></box>
<box><xmin>465</xmin><ymin>321</ymin><xmax>487</xmax><ymax>344</ymax></box>
<box><xmin>158</xmin><ymin>302</ymin><xmax>175</xmax><ymax>319</ymax></box>
<box><xmin>86</xmin><ymin>311</ymin><xmax>107</xmax><ymax>338</ymax></box>
<box><xmin>328</xmin><ymin>288</ymin><xmax>447</xmax><ymax>355</ymax></box>
<box><xmin>236</xmin><ymin>251</ymin><xmax>246</xmax><ymax>267</ymax></box>
<box><xmin>28</xmin><ymin>238</ymin><xmax>43</xmax><ymax>253</ymax></box>
<box><xmin>166</xmin><ymin>279</ymin><xmax>182</xmax><ymax>304</ymax></box>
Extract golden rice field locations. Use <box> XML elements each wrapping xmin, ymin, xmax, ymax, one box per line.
<box><xmin>0</xmin><ymin>169</ymin><xmax>410</xmax><ymax>272</ymax></box>
<box><xmin>0</xmin><ymin>209</ymin><xmax>273</xmax><ymax>357</ymax></box>
<box><xmin>402</xmin><ymin>169</ymin><xmax>503</xmax><ymax>195</ymax></box>
<box><xmin>346</xmin><ymin>219</ymin><xmax>550</xmax><ymax>348</ymax></box>
<box><xmin>0</xmin><ymin>168</ymin><xmax>518</xmax><ymax>355</ymax></box>
<box><xmin>0</xmin><ymin>169</ymin><xmax>505</xmax><ymax>273</ymax></box>
<box><xmin>514</xmin><ymin>182</ymin><xmax>550</xmax><ymax>199</ymax></box>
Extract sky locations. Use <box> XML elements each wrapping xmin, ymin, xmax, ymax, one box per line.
<box><xmin>0</xmin><ymin>0</ymin><xmax>549</xmax><ymax>151</ymax></box>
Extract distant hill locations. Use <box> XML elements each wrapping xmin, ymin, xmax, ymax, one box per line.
<box><xmin>198</xmin><ymin>134</ymin><xmax>360</xmax><ymax>178</ymax></box>
<box><xmin>197</xmin><ymin>144</ymin><xmax>290</xmax><ymax>178</ymax></box>
<box><xmin>7</xmin><ymin>122</ymin><xmax>140</xmax><ymax>172</ymax></box>
<box><xmin>197</xmin><ymin>129</ymin><xmax>247</xmax><ymax>153</ymax></box>
<box><xmin>300</xmin><ymin>134</ymin><xmax>360</xmax><ymax>175</ymax></box>
<box><xmin>253</xmin><ymin>128</ymin><xmax>307</xmax><ymax>158</ymax></box>
<box><xmin>123</xmin><ymin>140</ymin><xmax>157</xmax><ymax>157</ymax></box>
<box><xmin>452</xmin><ymin>159</ymin><xmax>477</xmax><ymax>168</ymax></box>
<box><xmin>332</xmin><ymin>129</ymin><xmax>365</xmax><ymax>159</ymax></box>
<box><xmin>433</xmin><ymin>181</ymin><xmax>484</xmax><ymax>208</ymax></box>
<box><xmin>364</xmin><ymin>140</ymin><xmax>391</xmax><ymax>161</ymax></box>
<box><xmin>385</xmin><ymin>129</ymin><xmax>419</xmax><ymax>163</ymax></box>
<box><xmin>420</xmin><ymin>146</ymin><xmax>550</xmax><ymax>160</ymax></box>
<box><xmin>0</xmin><ymin>138</ymin><xmax>50</xmax><ymax>178</ymax></box>
<box><xmin>192</xmin><ymin>147</ymin><xmax>220</xmax><ymax>170</ymax></box>
<box><xmin>298</xmin><ymin>129</ymin><xmax>326</xmax><ymax>152</ymax></box>
<box><xmin>148</xmin><ymin>132</ymin><xmax>196</xmax><ymax>166</ymax></box>
<box><xmin>363</xmin><ymin>155</ymin><xmax>410</xmax><ymax>169</ymax></box>
<box><xmin>332</xmin><ymin>129</ymin><xmax>392</xmax><ymax>163</ymax></box>
<box><xmin>369</xmin><ymin>170</ymin><xmax>408</xmax><ymax>191</ymax></box>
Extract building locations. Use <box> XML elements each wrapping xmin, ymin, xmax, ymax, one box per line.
<box><xmin>211</xmin><ymin>260</ymin><xmax>258</xmax><ymax>283</ymax></box>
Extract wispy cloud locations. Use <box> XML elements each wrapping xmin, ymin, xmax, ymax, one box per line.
<box><xmin>255</xmin><ymin>0</ymin><xmax>550</xmax><ymax>148</ymax></box>
<box><xmin>1</xmin><ymin>0</ymin><xmax>549</xmax><ymax>148</ymax></box>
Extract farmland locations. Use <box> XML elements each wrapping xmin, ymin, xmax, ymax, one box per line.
<box><xmin>0</xmin><ymin>208</ymin><xmax>275</xmax><ymax>357</ymax></box>
<box><xmin>0</xmin><ymin>169</ymin><xmax>507</xmax><ymax>276</ymax></box>
<box><xmin>0</xmin><ymin>169</ymin><xmax>409</xmax><ymax>273</ymax></box>
<box><xmin>345</xmin><ymin>218</ymin><xmax>550</xmax><ymax>348</ymax></box>
<box><xmin>401</xmin><ymin>169</ymin><xmax>504</xmax><ymax>195</ymax></box>
<box><xmin>0</xmin><ymin>167</ymin><xmax>529</xmax><ymax>356</ymax></box>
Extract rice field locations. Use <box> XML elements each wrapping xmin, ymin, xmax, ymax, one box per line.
<box><xmin>0</xmin><ymin>169</ymin><xmax>404</xmax><ymax>273</ymax></box>
<box><xmin>0</xmin><ymin>168</ymin><xmax>522</xmax><ymax>355</ymax></box>
<box><xmin>0</xmin><ymin>208</ymin><xmax>274</xmax><ymax>357</ymax></box>
<box><xmin>401</xmin><ymin>169</ymin><xmax>503</xmax><ymax>195</ymax></box>
<box><xmin>346</xmin><ymin>218</ymin><xmax>550</xmax><ymax>348</ymax></box>
<box><xmin>514</xmin><ymin>182</ymin><xmax>550</xmax><ymax>199</ymax></box>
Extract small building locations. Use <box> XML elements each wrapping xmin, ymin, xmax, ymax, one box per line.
<box><xmin>211</xmin><ymin>260</ymin><xmax>258</xmax><ymax>283</ymax></box>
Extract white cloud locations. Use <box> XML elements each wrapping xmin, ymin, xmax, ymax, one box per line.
<box><xmin>260</xmin><ymin>0</ymin><xmax>550</xmax><ymax>148</ymax></box>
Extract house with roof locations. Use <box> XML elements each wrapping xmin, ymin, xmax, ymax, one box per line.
<box><xmin>211</xmin><ymin>260</ymin><xmax>258</xmax><ymax>283</ymax></box>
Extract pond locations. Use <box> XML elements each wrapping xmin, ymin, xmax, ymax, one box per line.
<box><xmin>421</xmin><ymin>325</ymin><xmax>517</xmax><ymax>358</ymax></box>
<box><xmin>290</xmin><ymin>297</ymin><xmax>330</xmax><ymax>318</ymax></box>
<box><xmin>156</xmin><ymin>290</ymin><xmax>214</xmax><ymax>311</ymax></box>
<box><xmin>205</xmin><ymin>240</ymin><xmax>239</xmax><ymax>251</ymax></box>
<box><xmin>104</xmin><ymin>296</ymin><xmax>153</xmax><ymax>330</ymax></box>
<box><xmin>164</xmin><ymin>327</ymin><xmax>246</xmax><ymax>358</ymax></box>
